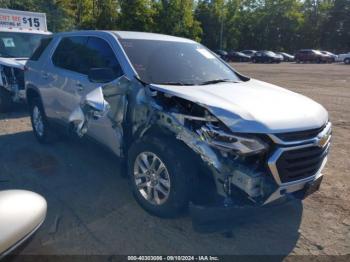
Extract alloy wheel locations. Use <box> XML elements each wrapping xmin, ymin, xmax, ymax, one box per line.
<box><xmin>133</xmin><ymin>152</ymin><xmax>171</xmax><ymax>205</ymax></box>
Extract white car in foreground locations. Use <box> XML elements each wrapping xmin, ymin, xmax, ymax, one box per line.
<box><xmin>0</xmin><ymin>190</ymin><xmax>46</xmax><ymax>258</ymax></box>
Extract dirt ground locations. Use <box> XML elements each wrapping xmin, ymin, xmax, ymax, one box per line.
<box><xmin>0</xmin><ymin>63</ymin><xmax>349</xmax><ymax>259</ymax></box>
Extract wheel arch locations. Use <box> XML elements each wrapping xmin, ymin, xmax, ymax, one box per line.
<box><xmin>26</xmin><ymin>85</ymin><xmax>42</xmax><ymax>106</ymax></box>
<box><xmin>130</xmin><ymin>124</ymin><xmax>218</xmax><ymax>204</ymax></box>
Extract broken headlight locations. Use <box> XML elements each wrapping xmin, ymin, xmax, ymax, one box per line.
<box><xmin>197</xmin><ymin>122</ymin><xmax>268</xmax><ymax>156</ymax></box>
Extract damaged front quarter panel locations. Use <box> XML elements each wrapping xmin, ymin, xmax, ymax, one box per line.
<box><xmin>68</xmin><ymin>78</ymin><xmax>277</xmax><ymax>206</ymax></box>
<box><xmin>132</xmin><ymin>85</ymin><xmax>275</xmax><ymax>204</ymax></box>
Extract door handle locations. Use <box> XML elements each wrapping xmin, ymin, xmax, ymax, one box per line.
<box><xmin>76</xmin><ymin>83</ymin><xmax>84</xmax><ymax>91</ymax></box>
<box><xmin>42</xmin><ymin>73</ymin><xmax>49</xmax><ymax>79</ymax></box>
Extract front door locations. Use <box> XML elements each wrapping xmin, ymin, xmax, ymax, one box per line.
<box><xmin>80</xmin><ymin>36</ymin><xmax>126</xmax><ymax>155</ymax></box>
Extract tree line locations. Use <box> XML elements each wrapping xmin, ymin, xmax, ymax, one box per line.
<box><xmin>1</xmin><ymin>0</ymin><xmax>349</xmax><ymax>53</ymax></box>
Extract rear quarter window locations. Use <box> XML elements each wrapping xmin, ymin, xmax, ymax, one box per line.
<box><xmin>52</xmin><ymin>36</ymin><xmax>89</xmax><ymax>74</ymax></box>
<box><xmin>29</xmin><ymin>37</ymin><xmax>52</xmax><ymax>61</ymax></box>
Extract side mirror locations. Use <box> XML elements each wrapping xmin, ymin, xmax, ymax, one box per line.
<box><xmin>83</xmin><ymin>87</ymin><xmax>110</xmax><ymax>117</ymax></box>
<box><xmin>88</xmin><ymin>68</ymin><xmax>116</xmax><ymax>83</ymax></box>
<box><xmin>0</xmin><ymin>190</ymin><xmax>47</xmax><ymax>258</ymax></box>
<box><xmin>68</xmin><ymin>87</ymin><xmax>110</xmax><ymax>137</ymax></box>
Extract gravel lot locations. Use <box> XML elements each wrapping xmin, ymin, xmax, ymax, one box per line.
<box><xmin>0</xmin><ymin>63</ymin><xmax>349</xmax><ymax>259</ymax></box>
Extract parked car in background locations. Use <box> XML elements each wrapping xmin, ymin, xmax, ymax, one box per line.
<box><xmin>0</xmin><ymin>8</ymin><xmax>51</xmax><ymax>112</ymax></box>
<box><xmin>295</xmin><ymin>49</ymin><xmax>334</xmax><ymax>63</ymax></box>
<box><xmin>227</xmin><ymin>51</ymin><xmax>251</xmax><ymax>62</ymax></box>
<box><xmin>214</xmin><ymin>49</ymin><xmax>229</xmax><ymax>61</ymax></box>
<box><xmin>25</xmin><ymin>31</ymin><xmax>331</xmax><ymax>219</ymax></box>
<box><xmin>241</xmin><ymin>50</ymin><xmax>257</xmax><ymax>58</ymax></box>
<box><xmin>321</xmin><ymin>51</ymin><xmax>337</xmax><ymax>61</ymax></box>
<box><xmin>336</xmin><ymin>52</ymin><xmax>350</xmax><ymax>64</ymax></box>
<box><xmin>276</xmin><ymin>52</ymin><xmax>294</xmax><ymax>62</ymax></box>
<box><xmin>251</xmin><ymin>51</ymin><xmax>283</xmax><ymax>63</ymax></box>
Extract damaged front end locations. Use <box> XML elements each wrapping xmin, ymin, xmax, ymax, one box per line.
<box><xmin>68</xmin><ymin>77</ymin><xmax>330</xmax><ymax>228</ymax></box>
<box><xmin>0</xmin><ymin>61</ymin><xmax>25</xmax><ymax>102</ymax></box>
<box><xmin>146</xmin><ymin>90</ymin><xmax>277</xmax><ymax>204</ymax></box>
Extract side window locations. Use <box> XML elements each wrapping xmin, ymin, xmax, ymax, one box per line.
<box><xmin>52</xmin><ymin>36</ymin><xmax>89</xmax><ymax>74</ymax></box>
<box><xmin>84</xmin><ymin>37</ymin><xmax>123</xmax><ymax>80</ymax></box>
<box><xmin>30</xmin><ymin>37</ymin><xmax>52</xmax><ymax>61</ymax></box>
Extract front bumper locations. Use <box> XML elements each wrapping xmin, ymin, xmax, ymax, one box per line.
<box><xmin>190</xmin><ymin>175</ymin><xmax>322</xmax><ymax>233</ymax></box>
<box><xmin>204</xmin><ymin>122</ymin><xmax>331</xmax><ymax>209</ymax></box>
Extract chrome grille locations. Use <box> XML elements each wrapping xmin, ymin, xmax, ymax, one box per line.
<box><xmin>275</xmin><ymin>145</ymin><xmax>329</xmax><ymax>183</ymax></box>
<box><xmin>268</xmin><ymin>122</ymin><xmax>331</xmax><ymax>185</ymax></box>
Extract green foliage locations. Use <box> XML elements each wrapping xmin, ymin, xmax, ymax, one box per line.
<box><xmin>156</xmin><ymin>0</ymin><xmax>202</xmax><ymax>41</ymax></box>
<box><xmin>0</xmin><ymin>0</ymin><xmax>348</xmax><ymax>52</ymax></box>
<box><xmin>321</xmin><ymin>0</ymin><xmax>350</xmax><ymax>52</ymax></box>
<box><xmin>195</xmin><ymin>0</ymin><xmax>226</xmax><ymax>49</ymax></box>
<box><xmin>119</xmin><ymin>0</ymin><xmax>156</xmax><ymax>32</ymax></box>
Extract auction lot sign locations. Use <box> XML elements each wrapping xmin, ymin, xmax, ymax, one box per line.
<box><xmin>0</xmin><ymin>8</ymin><xmax>47</xmax><ymax>31</ymax></box>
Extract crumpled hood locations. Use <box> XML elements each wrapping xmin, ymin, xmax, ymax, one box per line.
<box><xmin>151</xmin><ymin>79</ymin><xmax>328</xmax><ymax>134</ymax></box>
<box><xmin>0</xmin><ymin>57</ymin><xmax>26</xmax><ymax>70</ymax></box>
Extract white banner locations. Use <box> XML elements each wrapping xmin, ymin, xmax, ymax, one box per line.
<box><xmin>0</xmin><ymin>8</ymin><xmax>47</xmax><ymax>31</ymax></box>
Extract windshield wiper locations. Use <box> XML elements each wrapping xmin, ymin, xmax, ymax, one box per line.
<box><xmin>0</xmin><ymin>50</ymin><xmax>18</xmax><ymax>58</ymax></box>
<box><xmin>155</xmin><ymin>81</ymin><xmax>195</xmax><ymax>86</ymax></box>
<box><xmin>198</xmin><ymin>79</ymin><xmax>237</xmax><ymax>85</ymax></box>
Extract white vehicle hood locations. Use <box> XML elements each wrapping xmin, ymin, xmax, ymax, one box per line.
<box><xmin>0</xmin><ymin>57</ymin><xmax>26</xmax><ymax>70</ymax></box>
<box><xmin>151</xmin><ymin>79</ymin><xmax>328</xmax><ymax>134</ymax></box>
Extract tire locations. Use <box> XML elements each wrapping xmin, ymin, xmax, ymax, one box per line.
<box><xmin>30</xmin><ymin>98</ymin><xmax>56</xmax><ymax>144</ymax></box>
<box><xmin>128</xmin><ymin>136</ymin><xmax>194</xmax><ymax>218</ymax></box>
<box><xmin>252</xmin><ymin>58</ymin><xmax>256</xmax><ymax>63</ymax></box>
<box><xmin>317</xmin><ymin>58</ymin><xmax>322</xmax><ymax>64</ymax></box>
<box><xmin>344</xmin><ymin>58</ymin><xmax>350</xmax><ymax>65</ymax></box>
<box><xmin>0</xmin><ymin>87</ymin><xmax>13</xmax><ymax>112</ymax></box>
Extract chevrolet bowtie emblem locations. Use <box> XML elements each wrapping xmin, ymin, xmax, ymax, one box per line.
<box><xmin>317</xmin><ymin>133</ymin><xmax>330</xmax><ymax>147</ymax></box>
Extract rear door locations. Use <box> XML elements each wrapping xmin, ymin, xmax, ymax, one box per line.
<box><xmin>255</xmin><ymin>51</ymin><xmax>263</xmax><ymax>62</ymax></box>
<box><xmin>306</xmin><ymin>51</ymin><xmax>313</xmax><ymax>61</ymax></box>
<box><xmin>47</xmin><ymin>36</ymin><xmax>90</xmax><ymax>121</ymax></box>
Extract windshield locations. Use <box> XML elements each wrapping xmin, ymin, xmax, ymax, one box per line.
<box><xmin>0</xmin><ymin>32</ymin><xmax>47</xmax><ymax>58</ymax></box>
<box><xmin>265</xmin><ymin>51</ymin><xmax>276</xmax><ymax>56</ymax></box>
<box><xmin>120</xmin><ymin>39</ymin><xmax>241</xmax><ymax>85</ymax></box>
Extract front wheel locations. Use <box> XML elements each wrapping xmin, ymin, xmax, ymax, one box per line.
<box><xmin>344</xmin><ymin>58</ymin><xmax>350</xmax><ymax>64</ymax></box>
<box><xmin>128</xmin><ymin>137</ymin><xmax>194</xmax><ymax>218</ymax></box>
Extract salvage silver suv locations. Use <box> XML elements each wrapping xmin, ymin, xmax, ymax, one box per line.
<box><xmin>25</xmin><ymin>31</ymin><xmax>331</xmax><ymax>218</ymax></box>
